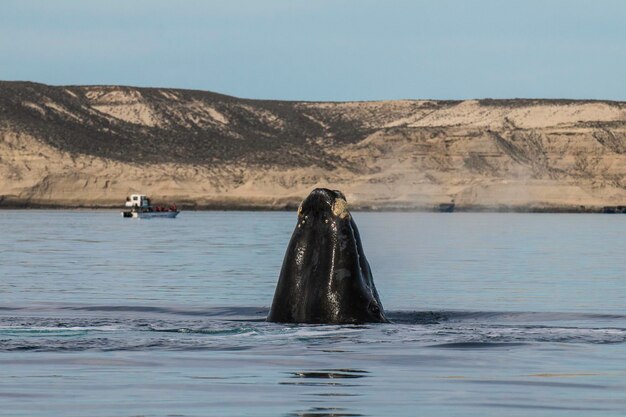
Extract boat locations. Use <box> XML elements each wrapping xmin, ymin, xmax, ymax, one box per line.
<box><xmin>602</xmin><ymin>205</ymin><xmax>626</xmax><ymax>214</ymax></box>
<box><xmin>438</xmin><ymin>203</ymin><xmax>455</xmax><ymax>213</ymax></box>
<box><xmin>121</xmin><ymin>194</ymin><xmax>180</xmax><ymax>219</ymax></box>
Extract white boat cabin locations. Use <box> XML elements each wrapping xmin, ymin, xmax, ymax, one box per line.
<box><xmin>125</xmin><ymin>194</ymin><xmax>151</xmax><ymax>209</ymax></box>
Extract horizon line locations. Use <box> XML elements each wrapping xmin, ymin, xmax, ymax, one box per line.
<box><xmin>2</xmin><ymin>79</ymin><xmax>626</xmax><ymax>105</ymax></box>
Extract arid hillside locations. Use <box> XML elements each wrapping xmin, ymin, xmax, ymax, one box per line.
<box><xmin>1</xmin><ymin>81</ymin><xmax>625</xmax><ymax>210</ymax></box>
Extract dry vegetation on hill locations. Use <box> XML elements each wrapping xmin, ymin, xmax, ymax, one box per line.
<box><xmin>1</xmin><ymin>81</ymin><xmax>625</xmax><ymax>210</ymax></box>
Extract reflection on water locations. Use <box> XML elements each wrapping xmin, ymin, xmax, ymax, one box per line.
<box><xmin>284</xmin><ymin>370</ymin><xmax>369</xmax><ymax>416</ymax></box>
<box><xmin>290</xmin><ymin>370</ymin><xmax>369</xmax><ymax>379</ymax></box>
<box><xmin>287</xmin><ymin>408</ymin><xmax>363</xmax><ymax>417</ymax></box>
<box><xmin>1</xmin><ymin>211</ymin><xmax>626</xmax><ymax>416</ymax></box>
<box><xmin>430</xmin><ymin>342</ymin><xmax>529</xmax><ymax>348</ymax></box>
<box><xmin>283</xmin><ymin>369</ymin><xmax>369</xmax><ymax>387</ymax></box>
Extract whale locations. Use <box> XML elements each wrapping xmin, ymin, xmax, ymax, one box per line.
<box><xmin>268</xmin><ymin>188</ymin><xmax>388</xmax><ymax>324</ymax></box>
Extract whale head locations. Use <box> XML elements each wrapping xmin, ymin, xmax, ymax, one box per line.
<box><xmin>268</xmin><ymin>188</ymin><xmax>387</xmax><ymax>324</ymax></box>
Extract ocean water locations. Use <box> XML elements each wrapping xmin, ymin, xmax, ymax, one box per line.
<box><xmin>0</xmin><ymin>210</ymin><xmax>625</xmax><ymax>417</ymax></box>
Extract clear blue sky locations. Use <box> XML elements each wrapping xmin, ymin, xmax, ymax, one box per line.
<box><xmin>1</xmin><ymin>0</ymin><xmax>625</xmax><ymax>101</ymax></box>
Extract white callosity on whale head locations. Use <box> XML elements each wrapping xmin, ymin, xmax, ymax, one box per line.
<box><xmin>332</xmin><ymin>197</ymin><xmax>350</xmax><ymax>219</ymax></box>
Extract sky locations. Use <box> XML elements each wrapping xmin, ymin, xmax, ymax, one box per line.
<box><xmin>1</xmin><ymin>0</ymin><xmax>625</xmax><ymax>101</ymax></box>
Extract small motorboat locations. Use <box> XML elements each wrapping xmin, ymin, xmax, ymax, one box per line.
<box><xmin>438</xmin><ymin>202</ymin><xmax>455</xmax><ymax>213</ymax></box>
<box><xmin>121</xmin><ymin>194</ymin><xmax>180</xmax><ymax>219</ymax></box>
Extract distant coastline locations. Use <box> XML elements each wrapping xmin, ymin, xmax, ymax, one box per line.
<box><xmin>1</xmin><ymin>81</ymin><xmax>625</xmax><ymax>213</ymax></box>
<box><xmin>0</xmin><ymin>200</ymin><xmax>617</xmax><ymax>214</ymax></box>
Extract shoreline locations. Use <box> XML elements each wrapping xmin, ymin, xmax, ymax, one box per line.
<box><xmin>0</xmin><ymin>201</ymin><xmax>620</xmax><ymax>213</ymax></box>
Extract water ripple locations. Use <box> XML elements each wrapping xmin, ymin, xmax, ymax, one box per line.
<box><xmin>1</xmin><ymin>308</ymin><xmax>626</xmax><ymax>352</ymax></box>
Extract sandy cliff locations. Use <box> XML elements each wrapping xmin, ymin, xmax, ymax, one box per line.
<box><xmin>1</xmin><ymin>81</ymin><xmax>625</xmax><ymax>210</ymax></box>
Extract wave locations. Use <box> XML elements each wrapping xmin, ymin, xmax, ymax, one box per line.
<box><xmin>2</xmin><ymin>304</ymin><xmax>626</xmax><ymax>352</ymax></box>
<box><xmin>0</xmin><ymin>325</ymin><xmax>123</xmax><ymax>333</ymax></box>
<box><xmin>3</xmin><ymin>303</ymin><xmax>626</xmax><ymax>323</ymax></box>
<box><xmin>64</xmin><ymin>305</ymin><xmax>267</xmax><ymax>318</ymax></box>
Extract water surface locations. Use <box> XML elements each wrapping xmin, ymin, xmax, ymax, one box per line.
<box><xmin>1</xmin><ymin>211</ymin><xmax>625</xmax><ymax>416</ymax></box>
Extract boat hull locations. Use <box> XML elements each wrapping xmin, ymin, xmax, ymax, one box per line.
<box><xmin>121</xmin><ymin>211</ymin><xmax>180</xmax><ymax>219</ymax></box>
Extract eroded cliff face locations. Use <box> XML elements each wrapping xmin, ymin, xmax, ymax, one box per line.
<box><xmin>1</xmin><ymin>81</ymin><xmax>625</xmax><ymax>210</ymax></box>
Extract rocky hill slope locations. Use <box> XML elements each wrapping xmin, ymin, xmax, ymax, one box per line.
<box><xmin>1</xmin><ymin>81</ymin><xmax>625</xmax><ymax>210</ymax></box>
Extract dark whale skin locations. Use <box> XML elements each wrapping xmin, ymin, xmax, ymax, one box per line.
<box><xmin>268</xmin><ymin>188</ymin><xmax>388</xmax><ymax>324</ymax></box>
